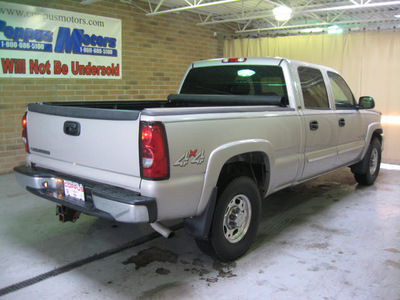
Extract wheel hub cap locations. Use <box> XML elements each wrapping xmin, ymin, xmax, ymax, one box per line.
<box><xmin>223</xmin><ymin>194</ymin><xmax>252</xmax><ymax>244</ymax></box>
<box><xmin>369</xmin><ymin>148</ymin><xmax>378</xmax><ymax>175</ymax></box>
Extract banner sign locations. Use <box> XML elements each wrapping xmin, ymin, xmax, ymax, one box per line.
<box><xmin>0</xmin><ymin>2</ymin><xmax>121</xmax><ymax>79</ymax></box>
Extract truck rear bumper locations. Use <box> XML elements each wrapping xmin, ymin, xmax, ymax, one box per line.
<box><xmin>14</xmin><ymin>165</ymin><xmax>157</xmax><ymax>223</ymax></box>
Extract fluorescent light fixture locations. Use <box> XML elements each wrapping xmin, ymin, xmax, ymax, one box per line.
<box><xmin>328</xmin><ymin>25</ymin><xmax>343</xmax><ymax>34</ymax></box>
<box><xmin>395</xmin><ymin>14</ymin><xmax>400</xmax><ymax>18</ymax></box>
<box><xmin>237</xmin><ymin>69</ymin><xmax>256</xmax><ymax>77</ymax></box>
<box><xmin>273</xmin><ymin>6</ymin><xmax>292</xmax><ymax>21</ymax></box>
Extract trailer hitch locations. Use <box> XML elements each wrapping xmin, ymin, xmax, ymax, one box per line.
<box><xmin>56</xmin><ymin>205</ymin><xmax>81</xmax><ymax>223</ymax></box>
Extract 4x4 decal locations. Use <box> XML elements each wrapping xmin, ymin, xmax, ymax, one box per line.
<box><xmin>174</xmin><ymin>149</ymin><xmax>205</xmax><ymax>167</ymax></box>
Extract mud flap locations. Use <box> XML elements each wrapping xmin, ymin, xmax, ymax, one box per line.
<box><xmin>184</xmin><ymin>187</ymin><xmax>218</xmax><ymax>240</ymax></box>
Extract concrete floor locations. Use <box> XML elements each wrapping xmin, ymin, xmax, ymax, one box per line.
<box><xmin>0</xmin><ymin>165</ymin><xmax>399</xmax><ymax>300</ymax></box>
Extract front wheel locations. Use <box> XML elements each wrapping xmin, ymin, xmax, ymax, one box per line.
<box><xmin>354</xmin><ymin>137</ymin><xmax>382</xmax><ymax>185</ymax></box>
<box><xmin>195</xmin><ymin>176</ymin><xmax>261</xmax><ymax>262</ymax></box>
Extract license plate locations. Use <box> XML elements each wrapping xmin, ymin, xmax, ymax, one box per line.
<box><xmin>64</xmin><ymin>180</ymin><xmax>85</xmax><ymax>201</ymax></box>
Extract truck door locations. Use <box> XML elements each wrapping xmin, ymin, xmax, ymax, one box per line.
<box><xmin>328</xmin><ymin>71</ymin><xmax>365</xmax><ymax>166</ymax></box>
<box><xmin>298</xmin><ymin>66</ymin><xmax>338</xmax><ymax>180</ymax></box>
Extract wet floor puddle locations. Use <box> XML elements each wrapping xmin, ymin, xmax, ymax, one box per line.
<box><xmin>122</xmin><ymin>246</ymin><xmax>238</xmax><ymax>283</ymax></box>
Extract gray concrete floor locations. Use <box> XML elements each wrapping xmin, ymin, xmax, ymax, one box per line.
<box><xmin>0</xmin><ymin>165</ymin><xmax>399</xmax><ymax>300</ymax></box>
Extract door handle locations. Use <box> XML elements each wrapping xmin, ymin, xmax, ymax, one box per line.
<box><xmin>339</xmin><ymin>118</ymin><xmax>345</xmax><ymax>127</ymax></box>
<box><xmin>310</xmin><ymin>120</ymin><xmax>319</xmax><ymax>131</ymax></box>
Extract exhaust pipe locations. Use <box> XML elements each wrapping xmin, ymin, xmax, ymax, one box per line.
<box><xmin>150</xmin><ymin>222</ymin><xmax>175</xmax><ymax>239</ymax></box>
<box><xmin>56</xmin><ymin>205</ymin><xmax>81</xmax><ymax>223</ymax></box>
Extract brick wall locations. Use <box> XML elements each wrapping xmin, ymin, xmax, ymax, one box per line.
<box><xmin>0</xmin><ymin>0</ymin><xmax>232</xmax><ymax>174</ymax></box>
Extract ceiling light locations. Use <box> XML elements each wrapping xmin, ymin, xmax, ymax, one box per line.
<box><xmin>395</xmin><ymin>14</ymin><xmax>400</xmax><ymax>18</ymax></box>
<box><xmin>328</xmin><ymin>25</ymin><xmax>343</xmax><ymax>34</ymax></box>
<box><xmin>273</xmin><ymin>6</ymin><xmax>292</xmax><ymax>21</ymax></box>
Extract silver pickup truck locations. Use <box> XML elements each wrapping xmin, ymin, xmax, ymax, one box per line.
<box><xmin>14</xmin><ymin>57</ymin><xmax>383</xmax><ymax>261</ymax></box>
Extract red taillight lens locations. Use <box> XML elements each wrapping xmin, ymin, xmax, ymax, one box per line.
<box><xmin>141</xmin><ymin>125</ymin><xmax>152</xmax><ymax>145</ymax></box>
<box><xmin>222</xmin><ymin>57</ymin><xmax>247</xmax><ymax>63</ymax></box>
<box><xmin>22</xmin><ymin>112</ymin><xmax>29</xmax><ymax>153</ymax></box>
<box><xmin>140</xmin><ymin>122</ymin><xmax>169</xmax><ymax>180</ymax></box>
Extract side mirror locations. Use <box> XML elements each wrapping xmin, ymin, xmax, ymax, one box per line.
<box><xmin>356</xmin><ymin>96</ymin><xmax>375</xmax><ymax>109</ymax></box>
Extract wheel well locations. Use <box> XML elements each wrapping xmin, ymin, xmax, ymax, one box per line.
<box><xmin>216</xmin><ymin>152</ymin><xmax>270</xmax><ymax>196</ymax></box>
<box><xmin>351</xmin><ymin>129</ymin><xmax>383</xmax><ymax>174</ymax></box>
<box><xmin>372</xmin><ymin>129</ymin><xmax>383</xmax><ymax>145</ymax></box>
<box><xmin>184</xmin><ymin>152</ymin><xmax>270</xmax><ymax>241</ymax></box>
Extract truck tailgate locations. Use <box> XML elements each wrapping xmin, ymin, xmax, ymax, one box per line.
<box><xmin>26</xmin><ymin>103</ymin><xmax>141</xmax><ymax>181</ymax></box>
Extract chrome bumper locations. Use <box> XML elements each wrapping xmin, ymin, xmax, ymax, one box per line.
<box><xmin>14</xmin><ymin>165</ymin><xmax>157</xmax><ymax>223</ymax></box>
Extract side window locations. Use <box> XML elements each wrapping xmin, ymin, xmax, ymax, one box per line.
<box><xmin>298</xmin><ymin>67</ymin><xmax>330</xmax><ymax>109</ymax></box>
<box><xmin>328</xmin><ymin>72</ymin><xmax>356</xmax><ymax>108</ymax></box>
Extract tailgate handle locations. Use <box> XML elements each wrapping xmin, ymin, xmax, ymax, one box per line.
<box><xmin>64</xmin><ymin>121</ymin><xmax>81</xmax><ymax>136</ymax></box>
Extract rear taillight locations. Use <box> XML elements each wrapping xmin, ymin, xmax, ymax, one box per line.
<box><xmin>22</xmin><ymin>112</ymin><xmax>29</xmax><ymax>153</ymax></box>
<box><xmin>140</xmin><ymin>122</ymin><xmax>169</xmax><ymax>180</ymax></box>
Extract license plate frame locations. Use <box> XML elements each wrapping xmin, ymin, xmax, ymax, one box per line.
<box><xmin>64</xmin><ymin>180</ymin><xmax>85</xmax><ymax>202</ymax></box>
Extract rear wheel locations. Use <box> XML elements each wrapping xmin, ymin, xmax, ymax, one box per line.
<box><xmin>195</xmin><ymin>176</ymin><xmax>261</xmax><ymax>261</ymax></box>
<box><xmin>354</xmin><ymin>137</ymin><xmax>381</xmax><ymax>185</ymax></box>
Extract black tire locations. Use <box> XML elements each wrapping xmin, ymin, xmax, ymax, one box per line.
<box><xmin>195</xmin><ymin>176</ymin><xmax>261</xmax><ymax>262</ymax></box>
<box><xmin>354</xmin><ymin>137</ymin><xmax>381</xmax><ymax>185</ymax></box>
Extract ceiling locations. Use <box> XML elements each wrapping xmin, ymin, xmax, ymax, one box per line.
<box><xmin>80</xmin><ymin>0</ymin><xmax>400</xmax><ymax>36</ymax></box>
<box><xmin>133</xmin><ymin>0</ymin><xmax>400</xmax><ymax>36</ymax></box>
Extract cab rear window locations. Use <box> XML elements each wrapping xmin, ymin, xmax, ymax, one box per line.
<box><xmin>180</xmin><ymin>65</ymin><xmax>288</xmax><ymax>99</ymax></box>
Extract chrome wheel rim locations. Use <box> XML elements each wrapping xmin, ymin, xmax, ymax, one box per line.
<box><xmin>223</xmin><ymin>194</ymin><xmax>251</xmax><ymax>244</ymax></box>
<box><xmin>369</xmin><ymin>148</ymin><xmax>379</xmax><ymax>175</ymax></box>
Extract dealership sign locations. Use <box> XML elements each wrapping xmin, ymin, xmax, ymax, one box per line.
<box><xmin>0</xmin><ymin>2</ymin><xmax>121</xmax><ymax>79</ymax></box>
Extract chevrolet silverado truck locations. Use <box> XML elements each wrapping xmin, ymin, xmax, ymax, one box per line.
<box><xmin>14</xmin><ymin>57</ymin><xmax>383</xmax><ymax>261</ymax></box>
